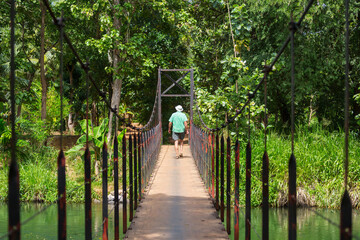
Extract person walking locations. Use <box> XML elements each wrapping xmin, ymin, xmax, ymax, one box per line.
<box><xmin>168</xmin><ymin>105</ymin><xmax>188</xmax><ymax>158</ymax></box>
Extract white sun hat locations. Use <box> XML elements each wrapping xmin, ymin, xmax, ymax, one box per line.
<box><xmin>175</xmin><ymin>105</ymin><xmax>183</xmax><ymax>112</ymax></box>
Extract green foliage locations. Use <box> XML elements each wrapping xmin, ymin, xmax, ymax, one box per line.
<box><xmin>0</xmin><ymin>0</ymin><xmax>359</xmax><ymax>206</ymax></box>
<box><xmin>19</xmin><ymin>160</ymin><xmax>58</xmax><ymax>202</ymax></box>
<box><xmin>0</xmin><ymin>119</ymin><xmax>10</xmax><ymax>150</ymax></box>
<box><xmin>0</xmin><ymin>167</ymin><xmax>8</xmax><ymax>201</ymax></box>
<box><xmin>46</xmin><ymin>85</ymin><xmax>70</xmax><ymax>131</ymax></box>
<box><xmin>0</xmin><ymin>146</ymin><xmax>90</xmax><ymax>203</ymax></box>
<box><xmin>194</xmin><ymin>66</ymin><xmax>265</xmax><ymax>140</ymax></box>
<box><xmin>67</xmin><ymin>117</ymin><xmax>127</xmax><ymax>166</ymax></box>
<box><xmin>355</xmin><ymin>89</ymin><xmax>360</xmax><ymax>126</ymax></box>
<box><xmin>189</xmin><ymin>0</ymin><xmax>360</xmax><ymax>130</ymax></box>
<box><xmin>0</xmin><ymin>116</ymin><xmax>50</xmax><ymax>165</ymax></box>
<box><xmin>235</xmin><ymin>125</ymin><xmax>360</xmax><ymax>208</ymax></box>
<box><xmin>67</xmin><ymin>118</ymin><xmax>109</xmax><ymax>159</ymax></box>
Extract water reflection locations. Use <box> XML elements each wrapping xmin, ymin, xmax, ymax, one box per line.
<box><xmin>0</xmin><ymin>203</ymin><xmax>359</xmax><ymax>239</ymax></box>
<box><xmin>0</xmin><ymin>203</ymin><xmax>127</xmax><ymax>239</ymax></box>
<box><xmin>225</xmin><ymin>208</ymin><xmax>359</xmax><ymax>240</ymax></box>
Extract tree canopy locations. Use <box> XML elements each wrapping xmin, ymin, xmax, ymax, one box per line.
<box><xmin>0</xmin><ymin>0</ymin><xmax>359</xmax><ymax>148</ymax></box>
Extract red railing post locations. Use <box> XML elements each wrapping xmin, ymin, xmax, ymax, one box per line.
<box><xmin>102</xmin><ymin>143</ymin><xmax>108</xmax><ymax>240</ymax></box>
<box><xmin>114</xmin><ymin>137</ymin><xmax>119</xmax><ymax>240</ymax></box>
<box><xmin>220</xmin><ymin>136</ymin><xmax>225</xmax><ymax>222</ymax></box>
<box><xmin>138</xmin><ymin>132</ymin><xmax>142</xmax><ymax>200</ymax></box>
<box><xmin>134</xmin><ymin>134</ymin><xmax>138</xmax><ymax>209</ymax></box>
<box><xmin>129</xmin><ymin>135</ymin><xmax>134</xmax><ymax>222</ymax></box>
<box><xmin>245</xmin><ymin>142</ymin><xmax>251</xmax><ymax>240</ymax></box>
<box><xmin>226</xmin><ymin>136</ymin><xmax>231</xmax><ymax>234</ymax></box>
<box><xmin>84</xmin><ymin>147</ymin><xmax>92</xmax><ymax>240</ymax></box>
<box><xmin>288</xmin><ymin>153</ymin><xmax>297</xmax><ymax>240</ymax></box>
<box><xmin>234</xmin><ymin>140</ymin><xmax>240</xmax><ymax>240</ymax></box>
<box><xmin>122</xmin><ymin>136</ymin><xmax>127</xmax><ymax>234</ymax></box>
<box><xmin>340</xmin><ymin>190</ymin><xmax>352</xmax><ymax>240</ymax></box>
<box><xmin>262</xmin><ymin>151</ymin><xmax>269</xmax><ymax>240</ymax></box>
<box><xmin>58</xmin><ymin>150</ymin><xmax>66</xmax><ymax>240</ymax></box>
<box><xmin>215</xmin><ymin>133</ymin><xmax>220</xmax><ymax>211</ymax></box>
<box><xmin>211</xmin><ymin>133</ymin><xmax>215</xmax><ymax>200</ymax></box>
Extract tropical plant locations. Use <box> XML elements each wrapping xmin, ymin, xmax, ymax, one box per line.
<box><xmin>67</xmin><ymin>118</ymin><xmax>109</xmax><ymax>159</ymax></box>
<box><xmin>355</xmin><ymin>89</ymin><xmax>360</xmax><ymax>126</ymax></box>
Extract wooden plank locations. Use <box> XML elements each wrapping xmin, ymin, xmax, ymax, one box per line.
<box><xmin>126</xmin><ymin>145</ymin><xmax>228</xmax><ymax>239</ymax></box>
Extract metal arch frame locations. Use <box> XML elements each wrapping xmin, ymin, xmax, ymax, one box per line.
<box><xmin>157</xmin><ymin>68</ymin><xmax>194</xmax><ymax>124</ymax></box>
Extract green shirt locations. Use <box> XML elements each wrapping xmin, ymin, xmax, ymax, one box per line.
<box><xmin>169</xmin><ymin>111</ymin><xmax>188</xmax><ymax>133</ymax></box>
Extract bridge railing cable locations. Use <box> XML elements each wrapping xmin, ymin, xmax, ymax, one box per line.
<box><xmin>41</xmin><ymin>0</ymin><xmax>157</xmax><ymax>132</ymax></box>
<box><xmin>193</xmin><ymin>0</ymin><xmax>316</xmax><ymax>133</ymax></box>
<box><xmin>0</xmin><ymin>164</ymin><xmax>110</xmax><ymax>240</ymax></box>
<box><xmin>4</xmin><ymin>0</ymin><xmax>162</xmax><ymax>239</ymax></box>
<box><xmin>0</xmin><ymin>125</ymin><xmax>162</xmax><ymax>240</ymax></box>
<box><xmin>190</xmin><ymin>0</ymin><xmax>356</xmax><ymax>239</ymax></box>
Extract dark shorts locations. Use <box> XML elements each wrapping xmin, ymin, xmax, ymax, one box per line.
<box><xmin>172</xmin><ymin>132</ymin><xmax>185</xmax><ymax>141</ymax></box>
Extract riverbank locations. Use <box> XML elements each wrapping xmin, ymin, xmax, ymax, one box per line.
<box><xmin>0</xmin><ymin>126</ymin><xmax>359</xmax><ymax>208</ymax></box>
<box><xmin>1</xmin><ymin>203</ymin><xmax>359</xmax><ymax>239</ymax></box>
<box><xmin>237</xmin><ymin>125</ymin><xmax>360</xmax><ymax>209</ymax></box>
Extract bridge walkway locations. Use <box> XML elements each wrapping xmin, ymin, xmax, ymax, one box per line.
<box><xmin>126</xmin><ymin>145</ymin><xmax>228</xmax><ymax>239</ymax></box>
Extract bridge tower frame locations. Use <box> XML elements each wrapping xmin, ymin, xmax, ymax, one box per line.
<box><xmin>157</xmin><ymin>68</ymin><xmax>194</xmax><ymax>127</ymax></box>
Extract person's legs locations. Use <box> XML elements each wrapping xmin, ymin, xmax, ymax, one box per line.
<box><xmin>172</xmin><ymin>132</ymin><xmax>180</xmax><ymax>158</ymax></box>
<box><xmin>179</xmin><ymin>139</ymin><xmax>183</xmax><ymax>157</ymax></box>
<box><xmin>174</xmin><ymin>140</ymin><xmax>179</xmax><ymax>157</ymax></box>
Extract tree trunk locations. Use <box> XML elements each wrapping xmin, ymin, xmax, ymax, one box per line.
<box><xmin>107</xmin><ymin>78</ymin><xmax>122</xmax><ymax>144</ymax></box>
<box><xmin>107</xmin><ymin>0</ymin><xmax>123</xmax><ymax>145</ymax></box>
<box><xmin>67</xmin><ymin>65</ymin><xmax>75</xmax><ymax>134</ymax></box>
<box><xmin>308</xmin><ymin>95</ymin><xmax>315</xmax><ymax>126</ymax></box>
<box><xmin>40</xmin><ymin>0</ymin><xmax>47</xmax><ymax>121</ymax></box>
<box><xmin>92</xmin><ymin>102</ymin><xmax>98</xmax><ymax>126</ymax></box>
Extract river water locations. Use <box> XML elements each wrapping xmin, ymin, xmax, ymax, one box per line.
<box><xmin>0</xmin><ymin>203</ymin><xmax>359</xmax><ymax>239</ymax></box>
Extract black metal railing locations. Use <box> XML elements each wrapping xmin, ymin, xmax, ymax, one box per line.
<box><xmin>84</xmin><ymin>122</ymin><xmax>162</xmax><ymax>240</ymax></box>
<box><xmin>190</xmin><ymin>0</ymin><xmax>354</xmax><ymax>240</ymax></box>
<box><xmin>4</xmin><ymin>0</ymin><xmax>355</xmax><ymax>239</ymax></box>
<box><xmin>4</xmin><ymin>0</ymin><xmax>162</xmax><ymax>239</ymax></box>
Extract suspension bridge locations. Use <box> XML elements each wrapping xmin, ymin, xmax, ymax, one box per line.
<box><xmin>3</xmin><ymin>0</ymin><xmax>356</xmax><ymax>239</ymax></box>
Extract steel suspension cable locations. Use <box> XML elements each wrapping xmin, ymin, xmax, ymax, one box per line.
<box><xmin>263</xmin><ymin>68</ymin><xmax>270</xmax><ymax>149</ymax></box>
<box><xmin>290</xmin><ymin>18</ymin><xmax>296</xmax><ymax>154</ymax></box>
<box><xmin>248</xmin><ymin>99</ymin><xmax>251</xmax><ymax>140</ymax></box>
<box><xmin>193</xmin><ymin>94</ymin><xmax>214</xmax><ymax>131</ymax></box>
<box><xmin>247</xmin><ymin>165</ymin><xmax>360</xmax><ymax>240</ymax></box>
<box><xmin>344</xmin><ymin>0</ymin><xmax>350</xmax><ymax>190</ymax></box>
<box><xmin>140</xmin><ymin>85</ymin><xmax>160</xmax><ymax>130</ymax></box>
<box><xmin>41</xmin><ymin>0</ymin><xmax>147</xmax><ymax>131</ymax></box>
<box><xmin>0</xmin><ymin>171</ymin><xmax>103</xmax><ymax>240</ymax></box>
<box><xmin>41</xmin><ymin>0</ymin><xmax>113</xmax><ymax>112</ymax></box>
<box><xmin>238</xmin><ymin>207</ymin><xmax>261</xmax><ymax>240</ymax></box>
<box><xmin>59</xmin><ymin>14</ymin><xmax>64</xmax><ymax>150</ymax></box>
<box><xmin>193</xmin><ymin>0</ymin><xmax>316</xmax><ymax>133</ymax></box>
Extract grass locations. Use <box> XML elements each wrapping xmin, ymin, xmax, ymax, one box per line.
<box><xmin>236</xmin><ymin>125</ymin><xmax>360</xmax><ymax>208</ymax></box>
<box><xmin>0</xmin><ymin>146</ymin><xmax>99</xmax><ymax>203</ymax></box>
<box><xmin>0</xmin><ymin>124</ymin><xmax>359</xmax><ymax>208</ymax></box>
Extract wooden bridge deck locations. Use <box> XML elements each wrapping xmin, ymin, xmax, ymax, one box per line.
<box><xmin>126</xmin><ymin>145</ymin><xmax>228</xmax><ymax>239</ymax></box>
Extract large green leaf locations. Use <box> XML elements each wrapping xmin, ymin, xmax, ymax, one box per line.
<box><xmin>117</xmin><ymin>129</ymin><xmax>127</xmax><ymax>143</ymax></box>
<box><xmin>66</xmin><ymin>144</ymin><xmax>85</xmax><ymax>156</ymax></box>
